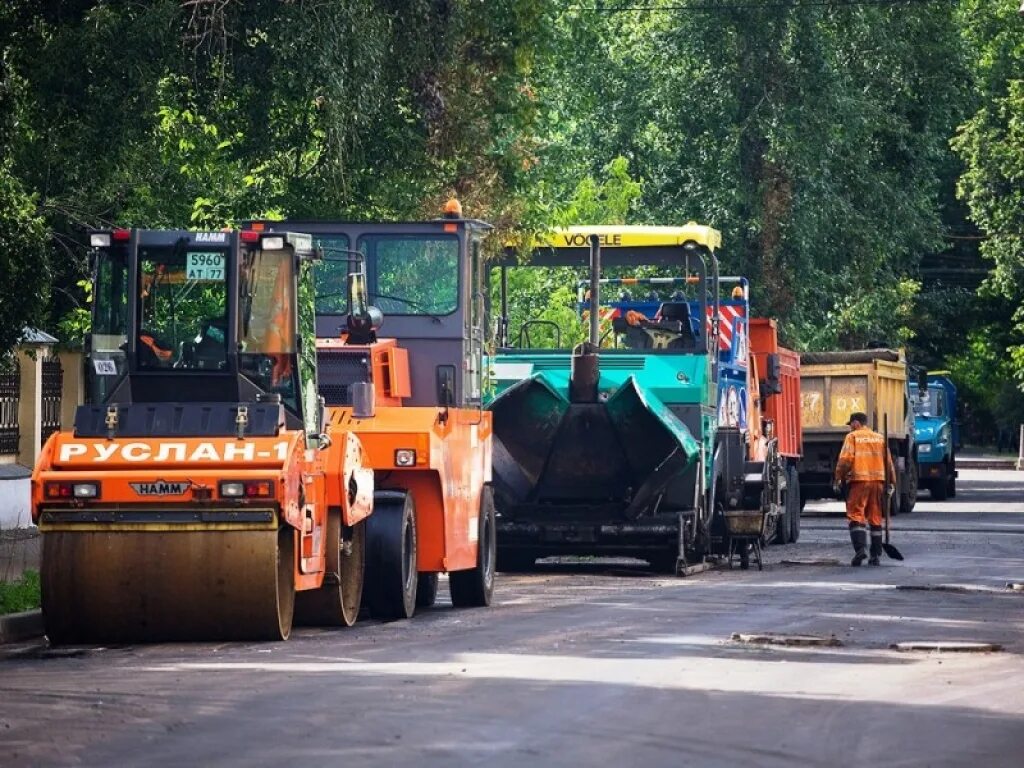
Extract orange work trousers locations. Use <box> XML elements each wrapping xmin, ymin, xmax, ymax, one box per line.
<box><xmin>845</xmin><ymin>481</ymin><xmax>884</xmax><ymax>528</ymax></box>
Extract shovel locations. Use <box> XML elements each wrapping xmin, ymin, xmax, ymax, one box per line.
<box><xmin>882</xmin><ymin>414</ymin><xmax>904</xmax><ymax>561</ymax></box>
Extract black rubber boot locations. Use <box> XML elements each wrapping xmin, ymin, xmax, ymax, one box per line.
<box><xmin>849</xmin><ymin>527</ymin><xmax>868</xmax><ymax>567</ymax></box>
<box><xmin>869</xmin><ymin>528</ymin><xmax>883</xmax><ymax>565</ymax></box>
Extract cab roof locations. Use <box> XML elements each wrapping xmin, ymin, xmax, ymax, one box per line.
<box><xmin>533</xmin><ymin>223</ymin><xmax>721</xmax><ymax>250</ymax></box>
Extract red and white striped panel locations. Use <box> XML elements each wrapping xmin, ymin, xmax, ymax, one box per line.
<box><xmin>706</xmin><ymin>304</ymin><xmax>746</xmax><ymax>351</ymax></box>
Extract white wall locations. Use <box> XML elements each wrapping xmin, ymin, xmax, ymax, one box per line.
<box><xmin>0</xmin><ymin>477</ymin><xmax>33</xmax><ymax>529</ymax></box>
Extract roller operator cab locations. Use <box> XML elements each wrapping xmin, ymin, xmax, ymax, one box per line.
<box><xmin>483</xmin><ymin>226</ymin><xmax>800</xmax><ymax>574</ymax></box>
<box><xmin>910</xmin><ymin>372</ymin><xmax>958</xmax><ymax>500</ymax></box>
<box><xmin>33</xmin><ymin>228</ymin><xmax>376</xmax><ymax>643</ymax></box>
<box><xmin>252</xmin><ymin>209</ymin><xmax>496</xmax><ymax>615</ymax></box>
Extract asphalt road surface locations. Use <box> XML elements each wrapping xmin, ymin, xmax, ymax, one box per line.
<box><xmin>1</xmin><ymin>469</ymin><xmax>1022</xmax><ymax>767</ymax></box>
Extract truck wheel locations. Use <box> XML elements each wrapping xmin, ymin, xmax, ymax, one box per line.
<box><xmin>931</xmin><ymin>475</ymin><xmax>949</xmax><ymax>501</ymax></box>
<box><xmin>774</xmin><ymin>508</ymin><xmax>791</xmax><ymax>545</ymax></box>
<box><xmin>948</xmin><ymin>470</ymin><xmax>956</xmax><ymax>498</ymax></box>
<box><xmin>788</xmin><ymin>465</ymin><xmax>801</xmax><ymax>544</ymax></box>
<box><xmin>416</xmin><ymin>573</ymin><xmax>439</xmax><ymax>608</ymax></box>
<box><xmin>899</xmin><ymin>461</ymin><xmax>918</xmax><ymax>514</ymax></box>
<box><xmin>774</xmin><ymin>466</ymin><xmax>791</xmax><ymax>545</ymax></box>
<box><xmin>365</xmin><ymin>491</ymin><xmax>418</xmax><ymax>621</ymax></box>
<box><xmin>450</xmin><ymin>485</ymin><xmax>497</xmax><ymax>608</ymax></box>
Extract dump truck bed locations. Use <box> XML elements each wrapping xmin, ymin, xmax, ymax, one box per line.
<box><xmin>749</xmin><ymin>318</ymin><xmax>801</xmax><ymax>459</ymax></box>
<box><xmin>799</xmin><ymin>351</ymin><xmax>909</xmax><ymax>439</ymax></box>
<box><xmin>797</xmin><ymin>349</ymin><xmax>915</xmax><ymax>504</ymax></box>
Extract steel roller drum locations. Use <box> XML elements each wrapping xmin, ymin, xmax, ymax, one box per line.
<box><xmin>41</xmin><ymin>526</ymin><xmax>295</xmax><ymax>644</ymax></box>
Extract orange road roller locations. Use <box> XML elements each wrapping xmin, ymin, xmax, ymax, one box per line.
<box><xmin>33</xmin><ymin>216</ymin><xmax>494</xmax><ymax>643</ymax></box>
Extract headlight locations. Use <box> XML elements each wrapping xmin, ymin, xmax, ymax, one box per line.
<box><xmin>219</xmin><ymin>481</ymin><xmax>245</xmax><ymax>498</ymax></box>
<box><xmin>90</xmin><ymin>233</ymin><xmax>111</xmax><ymax>248</ymax></box>
<box><xmin>44</xmin><ymin>481</ymin><xmax>100</xmax><ymax>499</ymax></box>
<box><xmin>918</xmin><ymin>444</ymin><xmax>931</xmax><ymax>454</ymax></box>
<box><xmin>219</xmin><ymin>480</ymin><xmax>275</xmax><ymax>498</ymax></box>
<box><xmin>73</xmin><ymin>483</ymin><xmax>100</xmax><ymax>498</ymax></box>
<box><xmin>394</xmin><ymin>449</ymin><xmax>417</xmax><ymax>467</ymax></box>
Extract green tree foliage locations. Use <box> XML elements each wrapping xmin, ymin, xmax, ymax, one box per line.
<box><xmin>953</xmin><ymin>0</ymin><xmax>1024</xmax><ymax>392</ymax></box>
<box><xmin>2</xmin><ymin>0</ymin><xmax>1022</xmax><ymax>444</ymax></box>
<box><xmin>495</xmin><ymin>156</ymin><xmax>643</xmax><ymax>349</ymax></box>
<box><xmin>3</xmin><ymin>0</ymin><xmax>556</xmax><ymax>346</ymax></box>
<box><xmin>0</xmin><ymin>1</ymin><xmax>50</xmax><ymax>354</ymax></box>
<box><xmin>530</xmin><ymin>2</ymin><xmax>969</xmax><ymax>350</ymax></box>
<box><xmin>0</xmin><ymin>162</ymin><xmax>50</xmax><ymax>355</ymax></box>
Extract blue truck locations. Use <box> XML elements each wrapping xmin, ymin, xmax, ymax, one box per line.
<box><xmin>909</xmin><ymin>372</ymin><xmax>959</xmax><ymax>500</ymax></box>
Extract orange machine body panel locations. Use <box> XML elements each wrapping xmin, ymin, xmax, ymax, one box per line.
<box><xmin>328</xmin><ymin>404</ymin><xmax>493</xmax><ymax>574</ymax></box>
<box><xmin>317</xmin><ymin>338</ymin><xmax>411</xmax><ymax>406</ymax></box>
<box><xmin>749</xmin><ymin>318</ymin><xmax>802</xmax><ymax>459</ymax></box>
<box><xmin>31</xmin><ymin>427</ymin><xmax>374</xmax><ymax>593</ymax></box>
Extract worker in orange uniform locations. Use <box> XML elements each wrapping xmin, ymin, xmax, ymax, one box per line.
<box><xmin>833</xmin><ymin>412</ymin><xmax>896</xmax><ymax>566</ymax></box>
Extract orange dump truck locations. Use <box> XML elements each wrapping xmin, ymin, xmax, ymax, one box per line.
<box><xmin>749</xmin><ymin>317</ymin><xmax>803</xmax><ymax>543</ymax></box>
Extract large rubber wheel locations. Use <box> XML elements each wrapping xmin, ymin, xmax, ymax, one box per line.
<box><xmin>295</xmin><ymin>513</ymin><xmax>365</xmax><ymax>627</ymax></box>
<box><xmin>275</xmin><ymin>528</ymin><xmax>297</xmax><ymax>640</ymax></box>
<box><xmin>788</xmin><ymin>465</ymin><xmax>801</xmax><ymax>543</ymax></box>
<box><xmin>450</xmin><ymin>485</ymin><xmax>497</xmax><ymax>608</ymax></box>
<box><xmin>899</xmin><ymin>461</ymin><xmax>918</xmax><ymax>513</ymax></box>
<box><xmin>931</xmin><ymin>475</ymin><xmax>949</xmax><ymax>501</ymax></box>
<box><xmin>365</xmin><ymin>491</ymin><xmax>418</xmax><ymax>621</ymax></box>
<box><xmin>416</xmin><ymin>573</ymin><xmax>439</xmax><ymax>608</ymax></box>
<box><xmin>774</xmin><ymin>508</ymin><xmax>791</xmax><ymax>544</ymax></box>
<box><xmin>948</xmin><ymin>467</ymin><xmax>956</xmax><ymax>498</ymax></box>
<box><xmin>774</xmin><ymin>464</ymin><xmax>791</xmax><ymax>545</ymax></box>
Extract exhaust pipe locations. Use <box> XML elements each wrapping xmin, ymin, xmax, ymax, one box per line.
<box><xmin>569</xmin><ymin>235</ymin><xmax>601</xmax><ymax>404</ymax></box>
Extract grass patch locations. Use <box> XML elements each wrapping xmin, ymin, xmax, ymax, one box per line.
<box><xmin>0</xmin><ymin>569</ymin><xmax>41</xmax><ymax>615</ymax></box>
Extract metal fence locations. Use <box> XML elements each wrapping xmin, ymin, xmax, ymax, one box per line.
<box><xmin>40</xmin><ymin>356</ymin><xmax>63</xmax><ymax>445</ymax></box>
<box><xmin>0</xmin><ymin>361</ymin><xmax>20</xmax><ymax>455</ymax></box>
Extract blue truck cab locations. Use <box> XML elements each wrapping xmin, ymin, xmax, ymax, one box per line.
<box><xmin>909</xmin><ymin>372</ymin><xmax>958</xmax><ymax>500</ymax></box>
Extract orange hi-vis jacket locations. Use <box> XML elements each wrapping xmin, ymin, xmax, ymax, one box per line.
<box><xmin>835</xmin><ymin>425</ymin><xmax>896</xmax><ymax>484</ymax></box>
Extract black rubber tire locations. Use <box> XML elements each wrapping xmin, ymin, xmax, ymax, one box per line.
<box><xmin>931</xmin><ymin>475</ymin><xmax>949</xmax><ymax>501</ymax></box>
<box><xmin>295</xmin><ymin>513</ymin><xmax>365</xmax><ymax>627</ymax></box>
<box><xmin>450</xmin><ymin>485</ymin><xmax>497</xmax><ymax>608</ymax></box>
<box><xmin>788</xmin><ymin>465</ymin><xmax>801</xmax><ymax>543</ymax></box>
<box><xmin>275</xmin><ymin>527</ymin><xmax>297</xmax><ymax>640</ymax></box>
<box><xmin>900</xmin><ymin>462</ymin><xmax>918</xmax><ymax>514</ymax></box>
<box><xmin>416</xmin><ymin>573</ymin><xmax>439</xmax><ymax>609</ymax></box>
<box><xmin>948</xmin><ymin>469</ymin><xmax>956</xmax><ymax>498</ymax></box>
<box><xmin>365</xmin><ymin>491</ymin><xmax>418</xmax><ymax>621</ymax></box>
<box><xmin>774</xmin><ymin>463</ymin><xmax>791</xmax><ymax>546</ymax></box>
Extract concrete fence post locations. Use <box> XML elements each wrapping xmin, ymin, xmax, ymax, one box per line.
<box><xmin>15</xmin><ymin>330</ymin><xmax>60</xmax><ymax>469</ymax></box>
<box><xmin>1017</xmin><ymin>424</ymin><xmax>1023</xmax><ymax>471</ymax></box>
<box><xmin>16</xmin><ymin>346</ymin><xmax>45</xmax><ymax>468</ymax></box>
